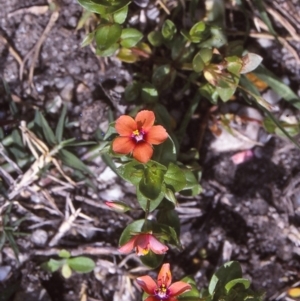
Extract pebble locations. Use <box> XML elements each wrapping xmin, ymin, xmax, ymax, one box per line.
<box><xmin>30</xmin><ymin>229</ymin><xmax>48</xmax><ymax>247</ymax></box>
<box><xmin>0</xmin><ymin>266</ymin><xmax>11</xmax><ymax>282</ymax></box>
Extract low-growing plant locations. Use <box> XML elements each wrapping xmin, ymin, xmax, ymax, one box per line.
<box><xmin>41</xmin><ymin>249</ymin><xmax>95</xmax><ymax>279</ymax></box>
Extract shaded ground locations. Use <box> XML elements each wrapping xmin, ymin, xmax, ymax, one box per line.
<box><xmin>1</xmin><ymin>1</ymin><xmax>300</xmax><ymax>301</ymax></box>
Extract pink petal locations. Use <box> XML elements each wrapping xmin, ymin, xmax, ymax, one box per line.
<box><xmin>148</xmin><ymin>235</ymin><xmax>169</xmax><ymax>254</ymax></box>
<box><xmin>136</xmin><ymin>276</ymin><xmax>157</xmax><ymax>295</ymax></box>
<box><xmin>118</xmin><ymin>236</ymin><xmax>136</xmax><ymax>254</ymax></box>
<box><xmin>168</xmin><ymin>281</ymin><xmax>192</xmax><ymax>297</ymax></box>
<box><xmin>115</xmin><ymin>115</ymin><xmax>137</xmax><ymax>136</ymax></box>
<box><xmin>132</xmin><ymin>142</ymin><xmax>153</xmax><ymax>163</ymax></box>
<box><xmin>135</xmin><ymin>110</ymin><xmax>155</xmax><ymax>131</ymax></box>
<box><xmin>135</xmin><ymin>234</ymin><xmax>150</xmax><ymax>248</ymax></box>
<box><xmin>146</xmin><ymin>125</ymin><xmax>168</xmax><ymax>145</ymax></box>
<box><xmin>112</xmin><ymin>137</ymin><xmax>135</xmax><ymax>155</ymax></box>
<box><xmin>231</xmin><ymin>149</ymin><xmax>253</xmax><ymax>165</ymax></box>
<box><xmin>157</xmin><ymin>263</ymin><xmax>172</xmax><ymax>288</ymax></box>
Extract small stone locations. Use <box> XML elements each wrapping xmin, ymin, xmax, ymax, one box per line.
<box><xmin>31</xmin><ymin>229</ymin><xmax>48</xmax><ymax>247</ymax></box>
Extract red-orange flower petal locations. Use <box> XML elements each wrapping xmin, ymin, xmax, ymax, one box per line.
<box><xmin>118</xmin><ymin>236</ymin><xmax>136</xmax><ymax>254</ymax></box>
<box><xmin>132</xmin><ymin>142</ymin><xmax>153</xmax><ymax>163</ymax></box>
<box><xmin>115</xmin><ymin>115</ymin><xmax>137</xmax><ymax>136</ymax></box>
<box><xmin>112</xmin><ymin>136</ymin><xmax>135</xmax><ymax>154</ymax></box>
<box><xmin>144</xmin><ymin>296</ymin><xmax>158</xmax><ymax>301</ymax></box>
<box><xmin>135</xmin><ymin>110</ymin><xmax>155</xmax><ymax>131</ymax></box>
<box><xmin>157</xmin><ymin>263</ymin><xmax>172</xmax><ymax>288</ymax></box>
<box><xmin>136</xmin><ymin>276</ymin><xmax>157</xmax><ymax>295</ymax></box>
<box><xmin>148</xmin><ymin>235</ymin><xmax>169</xmax><ymax>254</ymax></box>
<box><xmin>168</xmin><ymin>281</ymin><xmax>192</xmax><ymax>297</ymax></box>
<box><xmin>146</xmin><ymin>125</ymin><xmax>168</xmax><ymax>145</ymax></box>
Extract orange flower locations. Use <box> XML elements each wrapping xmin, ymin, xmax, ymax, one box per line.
<box><xmin>119</xmin><ymin>233</ymin><xmax>168</xmax><ymax>256</ymax></box>
<box><xmin>137</xmin><ymin>263</ymin><xmax>192</xmax><ymax>301</ymax></box>
<box><xmin>112</xmin><ymin>110</ymin><xmax>168</xmax><ymax>163</ymax></box>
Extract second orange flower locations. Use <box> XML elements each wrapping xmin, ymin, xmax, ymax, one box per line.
<box><xmin>112</xmin><ymin>110</ymin><xmax>168</xmax><ymax>163</ymax></box>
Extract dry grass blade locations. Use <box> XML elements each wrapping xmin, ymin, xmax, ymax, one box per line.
<box><xmin>9</xmin><ymin>121</ymin><xmax>76</xmax><ymax>199</ymax></box>
<box><xmin>20</xmin><ymin>11</ymin><xmax>59</xmax><ymax>85</ymax></box>
<box><xmin>0</xmin><ymin>143</ymin><xmax>22</xmax><ymax>175</ymax></box>
<box><xmin>0</xmin><ymin>35</ymin><xmax>23</xmax><ymax>66</ymax></box>
<box><xmin>8</xmin><ymin>5</ymin><xmax>49</xmax><ymax>17</ymax></box>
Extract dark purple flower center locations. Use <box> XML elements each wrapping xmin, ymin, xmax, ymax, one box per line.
<box><xmin>132</xmin><ymin>129</ymin><xmax>145</xmax><ymax>142</ymax></box>
<box><xmin>154</xmin><ymin>284</ymin><xmax>170</xmax><ymax>300</ymax></box>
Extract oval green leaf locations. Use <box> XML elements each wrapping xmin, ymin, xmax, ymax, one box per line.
<box><xmin>95</xmin><ymin>23</ymin><xmax>122</xmax><ymax>50</ymax></box>
<box><xmin>67</xmin><ymin>257</ymin><xmax>95</xmax><ymax>273</ymax></box>
<box><xmin>120</xmin><ymin>28</ymin><xmax>143</xmax><ymax>48</ymax></box>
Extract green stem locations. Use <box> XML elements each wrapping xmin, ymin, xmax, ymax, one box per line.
<box><xmin>145</xmin><ymin>199</ymin><xmax>150</xmax><ymax>221</ymax></box>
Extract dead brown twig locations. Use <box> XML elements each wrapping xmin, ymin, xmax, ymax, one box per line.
<box><xmin>20</xmin><ymin>10</ymin><xmax>59</xmax><ymax>86</ymax></box>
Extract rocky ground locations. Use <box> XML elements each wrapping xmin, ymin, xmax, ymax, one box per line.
<box><xmin>1</xmin><ymin>0</ymin><xmax>300</xmax><ymax>301</ymax></box>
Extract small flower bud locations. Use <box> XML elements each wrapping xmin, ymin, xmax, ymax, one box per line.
<box><xmin>105</xmin><ymin>201</ymin><xmax>131</xmax><ymax>213</ymax></box>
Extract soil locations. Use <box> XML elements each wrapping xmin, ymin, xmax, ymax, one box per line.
<box><xmin>1</xmin><ymin>1</ymin><xmax>300</xmax><ymax>301</ymax></box>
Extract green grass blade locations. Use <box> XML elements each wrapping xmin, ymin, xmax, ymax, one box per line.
<box><xmin>59</xmin><ymin>149</ymin><xmax>93</xmax><ymax>175</ymax></box>
<box><xmin>252</xmin><ymin>0</ymin><xmax>277</xmax><ymax>37</ymax></box>
<box><xmin>253</xmin><ymin>65</ymin><xmax>300</xmax><ymax>109</ymax></box>
<box><xmin>55</xmin><ymin>104</ymin><xmax>67</xmax><ymax>143</ymax></box>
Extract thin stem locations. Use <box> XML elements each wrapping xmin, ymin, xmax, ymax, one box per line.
<box><xmin>145</xmin><ymin>200</ymin><xmax>150</xmax><ymax>221</ymax></box>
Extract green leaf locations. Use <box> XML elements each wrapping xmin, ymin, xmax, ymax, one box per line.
<box><xmin>35</xmin><ymin>110</ymin><xmax>57</xmax><ymax>146</ymax></box>
<box><xmin>189</xmin><ymin>21</ymin><xmax>206</xmax><ymax>43</ymax></box>
<box><xmin>253</xmin><ymin>65</ymin><xmax>300</xmax><ymax>109</ymax></box>
<box><xmin>120</xmin><ymin>28</ymin><xmax>143</xmax><ymax>48</ymax></box>
<box><xmin>164</xmin><ymin>163</ymin><xmax>186</xmax><ymax>192</ymax></box>
<box><xmin>178</xmin><ymin>276</ymin><xmax>200</xmax><ymax>301</ymax></box>
<box><xmin>61</xmin><ymin>263</ymin><xmax>72</xmax><ymax>279</ymax></box>
<box><xmin>81</xmin><ymin>32</ymin><xmax>95</xmax><ymax>47</ymax></box>
<box><xmin>113</xmin><ymin>5</ymin><xmax>128</xmax><ymax>24</ymax></box>
<box><xmin>141</xmin><ymin>82</ymin><xmax>158</xmax><ymax>103</ymax></box>
<box><xmin>192</xmin><ymin>52</ymin><xmax>205</xmax><ymax>73</ymax></box>
<box><xmin>148</xmin><ymin>31</ymin><xmax>163</xmax><ymax>47</ymax></box>
<box><xmin>77</xmin><ymin>0</ymin><xmax>107</xmax><ymax>14</ymax></box>
<box><xmin>151</xmin><ymin>136</ymin><xmax>177</xmax><ymax>166</ymax></box>
<box><xmin>95</xmin><ymin>23</ymin><xmax>122</xmax><ymax>50</ymax></box>
<box><xmin>164</xmin><ymin>188</ymin><xmax>177</xmax><ymax>205</ymax></box>
<box><xmin>216</xmin><ymin>84</ymin><xmax>237</xmax><ymax>102</ymax></box>
<box><xmin>55</xmin><ymin>104</ymin><xmax>67</xmax><ymax>143</ymax></box>
<box><xmin>90</xmin><ymin>0</ymin><xmax>131</xmax><ymax>14</ymax></box>
<box><xmin>137</xmin><ymin>185</ymin><xmax>165</xmax><ymax>212</ymax></box>
<box><xmin>139</xmin><ymin>165</ymin><xmax>165</xmax><ymax>200</ymax></box>
<box><xmin>157</xmin><ymin>209</ymin><xmax>180</xmax><ymax>238</ymax></box>
<box><xmin>117</xmin><ymin>48</ymin><xmax>138</xmax><ymax>63</ymax></box>
<box><xmin>208</xmin><ymin>261</ymin><xmax>243</xmax><ymax>296</ymax></box>
<box><xmin>152</xmin><ymin>64</ymin><xmax>176</xmax><ymax>91</ymax></box>
<box><xmin>124</xmin><ymin>81</ymin><xmax>141</xmax><ymax>102</ymax></box>
<box><xmin>117</xmin><ymin>160</ymin><xmax>144</xmax><ymax>185</ymax></box>
<box><xmin>200</xmin><ymin>48</ymin><xmax>213</xmax><ymax>64</ymax></box>
<box><xmin>198</xmin><ymin>83</ymin><xmax>219</xmax><ymax>104</ymax></box>
<box><xmin>119</xmin><ymin>219</ymin><xmax>145</xmax><ymax>246</ymax></box>
<box><xmin>225</xmin><ymin>278</ymin><xmax>250</xmax><ymax>293</ymax></box>
<box><xmin>42</xmin><ymin>259</ymin><xmax>63</xmax><ymax>272</ymax></box>
<box><xmin>181</xmin><ymin>170</ymin><xmax>202</xmax><ymax>196</ymax></box>
<box><xmin>58</xmin><ymin>249</ymin><xmax>71</xmax><ymax>259</ymax></box>
<box><xmin>96</xmin><ymin>43</ymin><xmax>119</xmax><ymax>56</ymax></box>
<box><xmin>140</xmin><ymin>251</ymin><xmax>164</xmax><ymax>269</ymax></box>
<box><xmin>226</xmin><ymin>56</ymin><xmax>243</xmax><ymax>75</ymax></box>
<box><xmin>161</xmin><ymin>19</ymin><xmax>177</xmax><ymax>41</ymax></box>
<box><xmin>67</xmin><ymin>257</ymin><xmax>95</xmax><ymax>273</ymax></box>
<box><xmin>59</xmin><ymin>149</ymin><xmax>92</xmax><ymax>175</ymax></box>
